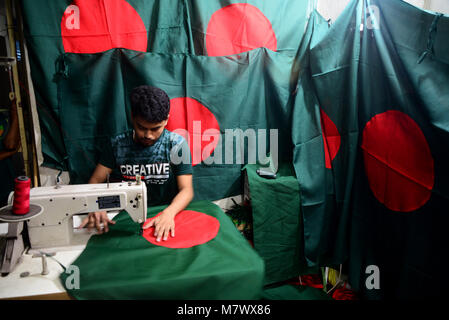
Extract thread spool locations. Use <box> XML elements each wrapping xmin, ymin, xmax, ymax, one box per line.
<box><xmin>12</xmin><ymin>176</ymin><xmax>31</xmax><ymax>215</ymax></box>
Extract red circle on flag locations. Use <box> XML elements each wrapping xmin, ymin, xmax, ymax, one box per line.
<box><xmin>205</xmin><ymin>3</ymin><xmax>277</xmax><ymax>56</ymax></box>
<box><xmin>142</xmin><ymin>210</ymin><xmax>220</xmax><ymax>248</ymax></box>
<box><xmin>166</xmin><ymin>97</ymin><xmax>220</xmax><ymax>166</ymax></box>
<box><xmin>320</xmin><ymin>109</ymin><xmax>341</xmax><ymax>169</ymax></box>
<box><xmin>61</xmin><ymin>0</ymin><xmax>148</xmax><ymax>53</ymax></box>
<box><xmin>362</xmin><ymin>110</ymin><xmax>434</xmax><ymax>212</ymax></box>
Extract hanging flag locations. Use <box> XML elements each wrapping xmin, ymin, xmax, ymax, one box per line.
<box><xmin>20</xmin><ymin>0</ymin><xmax>311</xmax><ymax>171</ymax></box>
<box><xmin>346</xmin><ymin>0</ymin><xmax>449</xmax><ymax>299</ymax></box>
<box><xmin>57</xmin><ymin>47</ymin><xmax>296</xmax><ymax>200</ymax></box>
<box><xmin>292</xmin><ymin>0</ymin><xmax>363</xmax><ymax>267</ymax></box>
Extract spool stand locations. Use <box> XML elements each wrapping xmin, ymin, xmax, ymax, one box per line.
<box><xmin>0</xmin><ymin>203</ymin><xmax>43</xmax><ymax>276</ymax></box>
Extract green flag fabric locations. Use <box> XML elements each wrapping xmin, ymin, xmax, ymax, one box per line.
<box><xmin>307</xmin><ymin>0</ymin><xmax>362</xmax><ymax>268</ymax></box>
<box><xmin>294</xmin><ymin>0</ymin><xmax>449</xmax><ymax>299</ymax></box>
<box><xmin>187</xmin><ymin>0</ymin><xmax>310</xmax><ymax>56</ymax></box>
<box><xmin>243</xmin><ymin>162</ymin><xmax>317</xmax><ymax>285</ymax></box>
<box><xmin>57</xmin><ymin>47</ymin><xmax>297</xmax><ymax>200</ymax></box>
<box><xmin>60</xmin><ymin>200</ymin><xmax>265</xmax><ymax>299</ymax></box>
<box><xmin>291</xmin><ymin>0</ymin><xmax>449</xmax><ymax>299</ymax></box>
<box><xmin>291</xmin><ymin>0</ymin><xmax>362</xmax><ymax>267</ymax></box>
<box><xmin>346</xmin><ymin>0</ymin><xmax>449</xmax><ymax>299</ymax></box>
<box><xmin>20</xmin><ymin>0</ymin><xmax>311</xmax><ymax>170</ymax></box>
<box><xmin>20</xmin><ymin>0</ymin><xmax>189</xmax><ymax>168</ymax></box>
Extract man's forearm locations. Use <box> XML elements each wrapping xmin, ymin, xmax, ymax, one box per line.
<box><xmin>0</xmin><ymin>150</ymin><xmax>17</xmax><ymax>161</ymax></box>
<box><xmin>88</xmin><ymin>164</ymin><xmax>112</xmax><ymax>184</ymax></box>
<box><xmin>88</xmin><ymin>175</ymin><xmax>105</xmax><ymax>184</ymax></box>
<box><xmin>162</xmin><ymin>187</ymin><xmax>194</xmax><ymax>218</ymax></box>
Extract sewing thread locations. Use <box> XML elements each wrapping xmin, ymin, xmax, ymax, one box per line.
<box><xmin>12</xmin><ymin>176</ymin><xmax>31</xmax><ymax>215</ymax></box>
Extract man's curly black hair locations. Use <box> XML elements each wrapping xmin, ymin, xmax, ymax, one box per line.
<box><xmin>130</xmin><ymin>85</ymin><xmax>170</xmax><ymax>123</ymax></box>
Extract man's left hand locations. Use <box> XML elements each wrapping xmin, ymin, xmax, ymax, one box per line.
<box><xmin>142</xmin><ymin>211</ymin><xmax>175</xmax><ymax>242</ymax></box>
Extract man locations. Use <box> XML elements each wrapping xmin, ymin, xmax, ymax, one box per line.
<box><xmin>0</xmin><ymin>98</ymin><xmax>20</xmax><ymax>206</ymax></box>
<box><xmin>80</xmin><ymin>85</ymin><xmax>194</xmax><ymax>242</ymax></box>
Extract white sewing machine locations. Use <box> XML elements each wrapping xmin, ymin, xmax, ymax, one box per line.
<box><xmin>0</xmin><ymin>179</ymin><xmax>147</xmax><ymax>276</ymax></box>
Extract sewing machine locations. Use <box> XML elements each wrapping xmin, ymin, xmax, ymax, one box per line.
<box><xmin>0</xmin><ymin>179</ymin><xmax>147</xmax><ymax>276</ymax></box>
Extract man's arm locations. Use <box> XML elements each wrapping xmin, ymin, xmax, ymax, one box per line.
<box><xmin>143</xmin><ymin>174</ymin><xmax>194</xmax><ymax>241</ymax></box>
<box><xmin>3</xmin><ymin>99</ymin><xmax>20</xmax><ymax>152</ymax></box>
<box><xmin>0</xmin><ymin>149</ymin><xmax>18</xmax><ymax>161</ymax></box>
<box><xmin>88</xmin><ymin>163</ymin><xmax>112</xmax><ymax>183</ymax></box>
<box><xmin>1</xmin><ymin>99</ymin><xmax>20</xmax><ymax>160</ymax></box>
<box><xmin>79</xmin><ymin>164</ymin><xmax>115</xmax><ymax>233</ymax></box>
<box><xmin>162</xmin><ymin>174</ymin><xmax>194</xmax><ymax>218</ymax></box>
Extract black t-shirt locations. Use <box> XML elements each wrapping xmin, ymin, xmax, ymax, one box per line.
<box><xmin>99</xmin><ymin>129</ymin><xmax>192</xmax><ymax>206</ymax></box>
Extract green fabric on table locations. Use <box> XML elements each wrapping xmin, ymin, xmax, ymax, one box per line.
<box><xmin>60</xmin><ymin>200</ymin><xmax>265</xmax><ymax>300</ymax></box>
<box><xmin>262</xmin><ymin>284</ymin><xmax>331</xmax><ymax>300</ymax></box>
<box><xmin>243</xmin><ymin>163</ymin><xmax>317</xmax><ymax>286</ymax></box>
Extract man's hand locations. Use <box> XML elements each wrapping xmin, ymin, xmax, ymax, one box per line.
<box><xmin>142</xmin><ymin>211</ymin><xmax>175</xmax><ymax>242</ymax></box>
<box><xmin>79</xmin><ymin>211</ymin><xmax>116</xmax><ymax>234</ymax></box>
<box><xmin>141</xmin><ymin>174</ymin><xmax>193</xmax><ymax>242</ymax></box>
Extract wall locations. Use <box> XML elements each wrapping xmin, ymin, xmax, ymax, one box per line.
<box><xmin>317</xmin><ymin>0</ymin><xmax>449</xmax><ymax>22</ymax></box>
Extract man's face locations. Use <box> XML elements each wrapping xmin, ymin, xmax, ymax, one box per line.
<box><xmin>132</xmin><ymin>115</ymin><xmax>168</xmax><ymax>147</ymax></box>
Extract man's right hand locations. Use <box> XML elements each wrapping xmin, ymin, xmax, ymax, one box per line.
<box><xmin>78</xmin><ymin>211</ymin><xmax>116</xmax><ymax>234</ymax></box>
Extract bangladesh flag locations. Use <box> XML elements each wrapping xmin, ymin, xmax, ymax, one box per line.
<box><xmin>294</xmin><ymin>0</ymin><xmax>449</xmax><ymax>299</ymax></box>
<box><xmin>57</xmin><ymin>47</ymin><xmax>298</xmax><ymax>200</ymax></box>
<box><xmin>20</xmin><ymin>0</ymin><xmax>311</xmax><ymax>174</ymax></box>
<box><xmin>60</xmin><ymin>201</ymin><xmax>265</xmax><ymax>299</ymax></box>
<box><xmin>346</xmin><ymin>0</ymin><xmax>449</xmax><ymax>299</ymax></box>
<box><xmin>292</xmin><ymin>0</ymin><xmax>363</xmax><ymax>267</ymax></box>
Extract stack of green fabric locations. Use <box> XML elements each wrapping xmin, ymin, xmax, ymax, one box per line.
<box><xmin>243</xmin><ymin>162</ymin><xmax>317</xmax><ymax>286</ymax></box>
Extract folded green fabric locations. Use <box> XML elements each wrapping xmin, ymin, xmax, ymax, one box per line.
<box><xmin>244</xmin><ymin>163</ymin><xmax>316</xmax><ymax>285</ymax></box>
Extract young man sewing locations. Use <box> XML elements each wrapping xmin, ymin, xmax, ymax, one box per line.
<box><xmin>80</xmin><ymin>85</ymin><xmax>194</xmax><ymax>242</ymax></box>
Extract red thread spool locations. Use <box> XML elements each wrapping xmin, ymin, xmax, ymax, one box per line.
<box><xmin>12</xmin><ymin>176</ymin><xmax>31</xmax><ymax>215</ymax></box>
